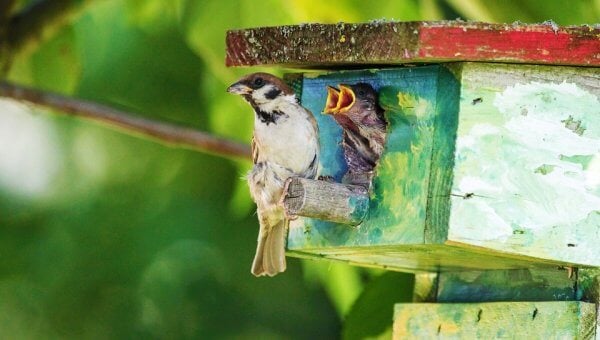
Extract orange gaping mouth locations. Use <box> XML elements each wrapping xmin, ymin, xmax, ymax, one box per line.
<box><xmin>324</xmin><ymin>86</ymin><xmax>340</xmax><ymax>114</ymax></box>
<box><xmin>337</xmin><ymin>84</ymin><xmax>355</xmax><ymax>113</ymax></box>
<box><xmin>323</xmin><ymin>85</ymin><xmax>355</xmax><ymax>114</ymax></box>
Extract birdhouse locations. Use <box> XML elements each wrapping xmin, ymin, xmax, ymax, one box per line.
<box><xmin>227</xmin><ymin>21</ymin><xmax>600</xmax><ymax>338</ymax></box>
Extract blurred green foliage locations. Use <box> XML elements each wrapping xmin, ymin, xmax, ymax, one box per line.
<box><xmin>0</xmin><ymin>0</ymin><xmax>598</xmax><ymax>338</ymax></box>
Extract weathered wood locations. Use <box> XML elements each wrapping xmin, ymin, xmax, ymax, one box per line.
<box><xmin>411</xmin><ymin>270</ymin><xmax>600</xmax><ymax>338</ymax></box>
<box><xmin>393</xmin><ymin>301</ymin><xmax>596</xmax><ymax>339</ymax></box>
<box><xmin>447</xmin><ymin>62</ymin><xmax>600</xmax><ymax>267</ymax></box>
<box><xmin>414</xmin><ymin>269</ymin><xmax>600</xmax><ymax>302</ymax></box>
<box><xmin>436</xmin><ymin>269</ymin><xmax>577</xmax><ymax>302</ymax></box>
<box><xmin>288</xmin><ymin>65</ymin><xmax>457</xmax><ymax>253</ymax></box>
<box><xmin>282</xmin><ymin>177</ymin><xmax>369</xmax><ymax>226</ymax></box>
<box><xmin>579</xmin><ymin>270</ymin><xmax>600</xmax><ymax>338</ymax></box>
<box><xmin>226</xmin><ymin>21</ymin><xmax>600</xmax><ymax>68</ymax></box>
<box><xmin>286</xmin><ymin>62</ymin><xmax>600</xmax><ymax>272</ymax></box>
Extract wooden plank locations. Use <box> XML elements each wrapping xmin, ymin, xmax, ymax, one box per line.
<box><xmin>579</xmin><ymin>270</ymin><xmax>600</xmax><ymax>339</ymax></box>
<box><xmin>288</xmin><ymin>244</ymin><xmax>584</xmax><ymax>274</ymax></box>
<box><xmin>447</xmin><ymin>62</ymin><xmax>600</xmax><ymax>267</ymax></box>
<box><xmin>393</xmin><ymin>301</ymin><xmax>596</xmax><ymax>339</ymax></box>
<box><xmin>226</xmin><ymin>21</ymin><xmax>600</xmax><ymax>68</ymax></box>
<box><xmin>436</xmin><ymin>269</ymin><xmax>577</xmax><ymax>302</ymax></box>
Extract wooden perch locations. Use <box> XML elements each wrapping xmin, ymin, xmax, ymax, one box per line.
<box><xmin>282</xmin><ymin>177</ymin><xmax>370</xmax><ymax>226</ymax></box>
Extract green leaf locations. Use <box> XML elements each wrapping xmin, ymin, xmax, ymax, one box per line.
<box><xmin>302</xmin><ymin>261</ymin><xmax>364</xmax><ymax>317</ymax></box>
<box><xmin>342</xmin><ymin>272</ymin><xmax>414</xmax><ymax>340</ymax></box>
<box><xmin>7</xmin><ymin>25</ymin><xmax>81</xmax><ymax>94</ymax></box>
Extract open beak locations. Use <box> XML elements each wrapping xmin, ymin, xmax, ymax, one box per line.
<box><xmin>227</xmin><ymin>82</ymin><xmax>252</xmax><ymax>95</ymax></box>
<box><xmin>336</xmin><ymin>84</ymin><xmax>355</xmax><ymax>113</ymax></box>
<box><xmin>323</xmin><ymin>86</ymin><xmax>340</xmax><ymax>114</ymax></box>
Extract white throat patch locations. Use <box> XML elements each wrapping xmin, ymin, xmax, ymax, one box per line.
<box><xmin>252</xmin><ymin>85</ymin><xmax>297</xmax><ymax>113</ymax></box>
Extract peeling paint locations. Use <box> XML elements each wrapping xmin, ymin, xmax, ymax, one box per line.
<box><xmin>450</xmin><ymin>66</ymin><xmax>600</xmax><ymax>266</ymax></box>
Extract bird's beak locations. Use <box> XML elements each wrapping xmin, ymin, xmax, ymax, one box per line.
<box><xmin>337</xmin><ymin>84</ymin><xmax>356</xmax><ymax>114</ymax></box>
<box><xmin>227</xmin><ymin>82</ymin><xmax>252</xmax><ymax>95</ymax></box>
<box><xmin>323</xmin><ymin>86</ymin><xmax>340</xmax><ymax>114</ymax></box>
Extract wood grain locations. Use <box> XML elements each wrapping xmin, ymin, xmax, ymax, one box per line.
<box><xmin>226</xmin><ymin>21</ymin><xmax>600</xmax><ymax>68</ymax></box>
<box><xmin>282</xmin><ymin>177</ymin><xmax>369</xmax><ymax>226</ymax></box>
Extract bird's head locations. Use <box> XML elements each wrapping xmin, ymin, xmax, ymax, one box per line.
<box><xmin>227</xmin><ymin>73</ymin><xmax>296</xmax><ymax>109</ymax></box>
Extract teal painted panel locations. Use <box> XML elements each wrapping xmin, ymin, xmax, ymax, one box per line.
<box><xmin>287</xmin><ymin>66</ymin><xmax>459</xmax><ymax>250</ymax></box>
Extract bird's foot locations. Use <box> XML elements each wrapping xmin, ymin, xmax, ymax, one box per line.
<box><xmin>317</xmin><ymin>175</ymin><xmax>336</xmax><ymax>183</ymax></box>
<box><xmin>279</xmin><ymin>177</ymin><xmax>299</xmax><ymax>220</ymax></box>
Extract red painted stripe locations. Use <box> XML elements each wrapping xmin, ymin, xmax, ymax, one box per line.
<box><xmin>418</xmin><ymin>24</ymin><xmax>600</xmax><ymax>66</ymax></box>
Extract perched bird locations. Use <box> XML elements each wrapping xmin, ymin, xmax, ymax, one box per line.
<box><xmin>228</xmin><ymin>73</ymin><xmax>319</xmax><ymax>277</ymax></box>
<box><xmin>324</xmin><ymin>83</ymin><xmax>387</xmax><ymax>186</ymax></box>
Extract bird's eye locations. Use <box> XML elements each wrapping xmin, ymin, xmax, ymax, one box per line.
<box><xmin>357</xmin><ymin>89</ymin><xmax>366</xmax><ymax>96</ymax></box>
<box><xmin>252</xmin><ymin>77</ymin><xmax>265</xmax><ymax>88</ymax></box>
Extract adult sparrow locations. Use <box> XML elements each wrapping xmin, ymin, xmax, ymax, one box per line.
<box><xmin>324</xmin><ymin>83</ymin><xmax>387</xmax><ymax>186</ymax></box>
<box><xmin>228</xmin><ymin>73</ymin><xmax>319</xmax><ymax>277</ymax></box>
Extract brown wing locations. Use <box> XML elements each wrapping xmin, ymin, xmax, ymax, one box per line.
<box><xmin>251</xmin><ymin>134</ymin><xmax>259</xmax><ymax>164</ymax></box>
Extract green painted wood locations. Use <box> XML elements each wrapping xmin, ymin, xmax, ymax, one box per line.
<box><xmin>288</xmin><ymin>66</ymin><xmax>440</xmax><ymax>249</ymax></box>
<box><xmin>288</xmin><ymin>65</ymin><xmax>458</xmax><ymax>249</ymax></box>
<box><xmin>436</xmin><ymin>269</ymin><xmax>577</xmax><ymax>302</ymax></box>
<box><xmin>411</xmin><ymin>270</ymin><xmax>600</xmax><ymax>338</ymax></box>
<box><xmin>447</xmin><ymin>62</ymin><xmax>600</xmax><ymax>267</ymax></box>
<box><xmin>286</xmin><ymin>62</ymin><xmax>600</xmax><ymax>272</ymax></box>
<box><xmin>578</xmin><ymin>270</ymin><xmax>600</xmax><ymax>339</ymax></box>
<box><xmin>393</xmin><ymin>301</ymin><xmax>596</xmax><ymax>339</ymax></box>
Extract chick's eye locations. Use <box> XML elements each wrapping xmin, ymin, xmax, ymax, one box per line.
<box><xmin>252</xmin><ymin>77</ymin><xmax>265</xmax><ymax>88</ymax></box>
<box><xmin>357</xmin><ymin>90</ymin><xmax>366</xmax><ymax>96</ymax></box>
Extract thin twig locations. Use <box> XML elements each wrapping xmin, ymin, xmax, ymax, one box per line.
<box><xmin>0</xmin><ymin>81</ymin><xmax>252</xmax><ymax>160</ymax></box>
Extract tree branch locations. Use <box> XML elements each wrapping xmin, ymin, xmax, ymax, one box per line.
<box><xmin>0</xmin><ymin>81</ymin><xmax>252</xmax><ymax>160</ymax></box>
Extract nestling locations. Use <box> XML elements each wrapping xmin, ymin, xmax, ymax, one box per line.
<box><xmin>228</xmin><ymin>73</ymin><xmax>319</xmax><ymax>277</ymax></box>
<box><xmin>324</xmin><ymin>83</ymin><xmax>387</xmax><ymax>186</ymax></box>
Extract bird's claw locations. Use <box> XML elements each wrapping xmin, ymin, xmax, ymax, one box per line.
<box><xmin>317</xmin><ymin>175</ymin><xmax>336</xmax><ymax>183</ymax></box>
<box><xmin>279</xmin><ymin>178</ymin><xmax>299</xmax><ymax>220</ymax></box>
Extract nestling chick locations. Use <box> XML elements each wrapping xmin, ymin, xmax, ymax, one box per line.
<box><xmin>324</xmin><ymin>83</ymin><xmax>387</xmax><ymax>186</ymax></box>
<box><xmin>228</xmin><ymin>73</ymin><xmax>319</xmax><ymax>277</ymax></box>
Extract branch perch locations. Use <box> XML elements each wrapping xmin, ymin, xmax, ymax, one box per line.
<box><xmin>282</xmin><ymin>177</ymin><xmax>370</xmax><ymax>226</ymax></box>
<box><xmin>0</xmin><ymin>82</ymin><xmax>252</xmax><ymax>160</ymax></box>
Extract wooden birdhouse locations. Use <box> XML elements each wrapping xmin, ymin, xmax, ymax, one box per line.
<box><xmin>226</xmin><ymin>21</ymin><xmax>600</xmax><ymax>338</ymax></box>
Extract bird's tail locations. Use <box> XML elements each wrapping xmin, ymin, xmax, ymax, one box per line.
<box><xmin>251</xmin><ymin>212</ymin><xmax>287</xmax><ymax>277</ymax></box>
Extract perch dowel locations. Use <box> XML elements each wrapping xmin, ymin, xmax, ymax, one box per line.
<box><xmin>282</xmin><ymin>177</ymin><xmax>369</xmax><ymax>226</ymax></box>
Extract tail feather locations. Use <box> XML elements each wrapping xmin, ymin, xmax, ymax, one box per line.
<box><xmin>251</xmin><ymin>213</ymin><xmax>287</xmax><ymax>277</ymax></box>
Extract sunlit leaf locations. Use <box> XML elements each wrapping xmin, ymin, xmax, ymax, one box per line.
<box><xmin>302</xmin><ymin>261</ymin><xmax>364</xmax><ymax>317</ymax></box>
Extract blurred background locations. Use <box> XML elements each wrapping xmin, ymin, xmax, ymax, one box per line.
<box><xmin>0</xmin><ymin>0</ymin><xmax>598</xmax><ymax>338</ymax></box>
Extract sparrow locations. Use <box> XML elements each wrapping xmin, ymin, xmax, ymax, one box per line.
<box><xmin>228</xmin><ymin>72</ymin><xmax>319</xmax><ymax>277</ymax></box>
<box><xmin>324</xmin><ymin>83</ymin><xmax>387</xmax><ymax>186</ymax></box>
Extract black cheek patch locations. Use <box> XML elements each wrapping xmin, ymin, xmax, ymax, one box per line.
<box><xmin>256</xmin><ymin>110</ymin><xmax>277</xmax><ymax>125</ymax></box>
<box><xmin>264</xmin><ymin>88</ymin><xmax>282</xmax><ymax>100</ymax></box>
